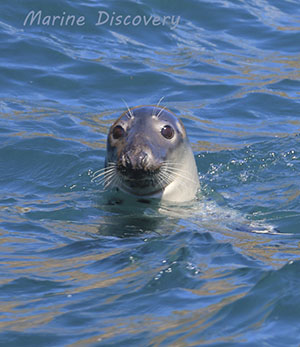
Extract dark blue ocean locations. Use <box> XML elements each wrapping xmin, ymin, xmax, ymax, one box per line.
<box><xmin>1</xmin><ymin>0</ymin><xmax>300</xmax><ymax>346</ymax></box>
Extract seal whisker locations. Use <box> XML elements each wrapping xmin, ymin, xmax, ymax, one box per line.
<box><xmin>167</xmin><ymin>166</ymin><xmax>198</xmax><ymax>176</ymax></box>
<box><xmin>91</xmin><ymin>164</ymin><xmax>116</xmax><ymax>181</ymax></box>
<box><xmin>162</xmin><ymin>161</ymin><xmax>186</xmax><ymax>168</ymax></box>
<box><xmin>92</xmin><ymin>174</ymin><xmax>107</xmax><ymax>183</ymax></box>
<box><xmin>160</xmin><ymin>174</ymin><xmax>173</xmax><ymax>187</ymax></box>
<box><xmin>158</xmin><ymin>167</ymin><xmax>175</xmax><ymax>187</ymax></box>
<box><xmin>93</xmin><ymin>171</ymin><xmax>114</xmax><ymax>186</ymax></box>
<box><xmin>93</xmin><ymin>162</ymin><xmax>117</xmax><ymax>174</ymax></box>
<box><xmin>158</xmin><ymin>169</ymin><xmax>171</xmax><ymax>184</ymax></box>
<box><xmin>92</xmin><ymin>167</ymin><xmax>115</xmax><ymax>180</ymax></box>
<box><xmin>160</xmin><ymin>164</ymin><xmax>182</xmax><ymax>178</ymax></box>
<box><xmin>122</xmin><ymin>98</ymin><xmax>134</xmax><ymax>119</ymax></box>
<box><xmin>105</xmin><ymin>172</ymin><xmax>120</xmax><ymax>189</ymax></box>
<box><xmin>155</xmin><ymin>174</ymin><xmax>169</xmax><ymax>189</ymax></box>
<box><xmin>152</xmin><ymin>97</ymin><xmax>165</xmax><ymax>116</ymax></box>
<box><xmin>160</xmin><ymin>163</ymin><xmax>176</xmax><ymax>179</ymax></box>
<box><xmin>103</xmin><ymin>169</ymin><xmax>121</xmax><ymax>189</ymax></box>
<box><xmin>155</xmin><ymin>106</ymin><xmax>167</xmax><ymax>119</ymax></box>
<box><xmin>165</xmin><ymin>168</ymin><xmax>199</xmax><ymax>185</ymax></box>
<box><xmin>92</xmin><ymin>163</ymin><xmax>119</xmax><ymax>187</ymax></box>
<box><xmin>157</xmin><ymin>96</ymin><xmax>165</xmax><ymax>108</ymax></box>
<box><xmin>92</xmin><ymin>167</ymin><xmax>108</xmax><ymax>177</ymax></box>
<box><xmin>162</xmin><ymin>162</ymin><xmax>199</xmax><ymax>178</ymax></box>
<box><xmin>161</xmin><ymin>161</ymin><xmax>181</xmax><ymax>168</ymax></box>
<box><xmin>92</xmin><ymin>173</ymin><xmax>107</xmax><ymax>183</ymax></box>
<box><xmin>160</xmin><ymin>161</ymin><xmax>199</xmax><ymax>185</ymax></box>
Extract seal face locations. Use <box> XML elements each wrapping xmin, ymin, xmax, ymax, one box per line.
<box><xmin>95</xmin><ymin>106</ymin><xmax>199</xmax><ymax>203</ymax></box>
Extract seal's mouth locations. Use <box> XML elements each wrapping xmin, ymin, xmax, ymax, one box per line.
<box><xmin>118</xmin><ymin>164</ymin><xmax>159</xmax><ymax>179</ymax></box>
<box><xmin>92</xmin><ymin>161</ymin><xmax>177</xmax><ymax>197</ymax></box>
<box><xmin>117</xmin><ymin>165</ymin><xmax>161</xmax><ymax>190</ymax></box>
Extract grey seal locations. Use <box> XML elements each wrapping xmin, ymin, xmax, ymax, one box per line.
<box><xmin>94</xmin><ymin>106</ymin><xmax>199</xmax><ymax>203</ymax></box>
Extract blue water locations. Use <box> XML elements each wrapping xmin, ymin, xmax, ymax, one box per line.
<box><xmin>1</xmin><ymin>0</ymin><xmax>300</xmax><ymax>345</ymax></box>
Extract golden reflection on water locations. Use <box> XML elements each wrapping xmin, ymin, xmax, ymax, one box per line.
<box><xmin>0</xmin><ymin>105</ymin><xmax>115</xmax><ymax>150</ymax></box>
<box><xmin>149</xmin><ymin>46</ymin><xmax>300</xmax><ymax>116</ymax></box>
<box><xmin>64</xmin><ymin>287</ymin><xmax>247</xmax><ymax>347</ymax></box>
<box><xmin>0</xmin><ymin>301</ymin><xmax>64</xmax><ymax>331</ymax></box>
<box><xmin>0</xmin><ymin>216</ymin><xmax>299</xmax><ymax>341</ymax></box>
<box><xmin>0</xmin><ymin>242</ymin><xmax>141</xmax><ymax>330</ymax></box>
<box><xmin>64</xmin><ymin>229</ymin><xmax>300</xmax><ymax>346</ymax></box>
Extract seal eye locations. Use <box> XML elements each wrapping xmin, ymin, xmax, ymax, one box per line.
<box><xmin>112</xmin><ymin>125</ymin><xmax>125</xmax><ymax>140</ymax></box>
<box><xmin>161</xmin><ymin>125</ymin><xmax>175</xmax><ymax>140</ymax></box>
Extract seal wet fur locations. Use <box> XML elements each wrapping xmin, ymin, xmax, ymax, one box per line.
<box><xmin>93</xmin><ymin>106</ymin><xmax>200</xmax><ymax>203</ymax></box>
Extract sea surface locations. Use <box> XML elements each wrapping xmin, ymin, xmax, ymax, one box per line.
<box><xmin>1</xmin><ymin>0</ymin><xmax>300</xmax><ymax>346</ymax></box>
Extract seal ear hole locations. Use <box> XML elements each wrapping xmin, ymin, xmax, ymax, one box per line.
<box><xmin>112</xmin><ymin>125</ymin><xmax>125</xmax><ymax>140</ymax></box>
<box><xmin>161</xmin><ymin>125</ymin><xmax>175</xmax><ymax>140</ymax></box>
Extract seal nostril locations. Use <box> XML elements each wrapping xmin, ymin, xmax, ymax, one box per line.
<box><xmin>139</xmin><ymin>152</ymin><xmax>148</xmax><ymax>167</ymax></box>
<box><xmin>124</xmin><ymin>154</ymin><xmax>132</xmax><ymax>169</ymax></box>
<box><xmin>121</xmin><ymin>151</ymin><xmax>149</xmax><ymax>171</ymax></box>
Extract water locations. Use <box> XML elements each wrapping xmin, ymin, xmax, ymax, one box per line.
<box><xmin>1</xmin><ymin>0</ymin><xmax>300</xmax><ymax>345</ymax></box>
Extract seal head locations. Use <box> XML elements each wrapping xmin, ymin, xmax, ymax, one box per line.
<box><xmin>100</xmin><ymin>106</ymin><xmax>199</xmax><ymax>203</ymax></box>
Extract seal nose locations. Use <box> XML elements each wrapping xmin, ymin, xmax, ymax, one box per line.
<box><xmin>122</xmin><ymin>151</ymin><xmax>148</xmax><ymax>170</ymax></box>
